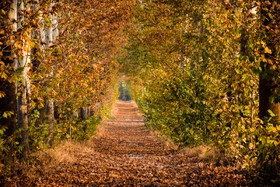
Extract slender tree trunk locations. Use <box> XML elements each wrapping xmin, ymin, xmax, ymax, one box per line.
<box><xmin>259</xmin><ymin>68</ymin><xmax>280</xmax><ymax>119</ymax></box>
<box><xmin>17</xmin><ymin>0</ymin><xmax>30</xmax><ymax>159</ymax></box>
<box><xmin>32</xmin><ymin>0</ymin><xmax>46</xmax><ymax>126</ymax></box>
<box><xmin>0</xmin><ymin>0</ymin><xmax>18</xmax><ymax>136</ymax></box>
<box><xmin>80</xmin><ymin>107</ymin><xmax>85</xmax><ymax>120</ymax></box>
<box><xmin>80</xmin><ymin>107</ymin><xmax>88</xmax><ymax>132</ymax></box>
<box><xmin>46</xmin><ymin>100</ymin><xmax>55</xmax><ymax>146</ymax></box>
<box><xmin>46</xmin><ymin>2</ymin><xmax>55</xmax><ymax>146</ymax></box>
<box><xmin>259</xmin><ymin>0</ymin><xmax>280</xmax><ymax>121</ymax></box>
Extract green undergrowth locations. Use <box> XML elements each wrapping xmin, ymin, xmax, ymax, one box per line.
<box><xmin>129</xmin><ymin>76</ymin><xmax>280</xmax><ymax>185</ymax></box>
<box><xmin>0</xmin><ymin>104</ymin><xmax>114</xmax><ymax>183</ymax></box>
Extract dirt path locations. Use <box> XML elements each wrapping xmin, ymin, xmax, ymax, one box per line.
<box><xmin>15</xmin><ymin>100</ymin><xmax>253</xmax><ymax>186</ymax></box>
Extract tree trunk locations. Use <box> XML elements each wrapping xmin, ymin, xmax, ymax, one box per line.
<box><xmin>0</xmin><ymin>0</ymin><xmax>18</xmax><ymax>136</ymax></box>
<box><xmin>259</xmin><ymin>0</ymin><xmax>280</xmax><ymax>121</ymax></box>
<box><xmin>32</xmin><ymin>0</ymin><xmax>47</xmax><ymax>126</ymax></box>
<box><xmin>17</xmin><ymin>0</ymin><xmax>30</xmax><ymax>159</ymax></box>
<box><xmin>259</xmin><ymin>67</ymin><xmax>280</xmax><ymax>119</ymax></box>
<box><xmin>80</xmin><ymin>107</ymin><xmax>88</xmax><ymax>132</ymax></box>
<box><xmin>31</xmin><ymin>0</ymin><xmax>45</xmax><ymax>69</ymax></box>
<box><xmin>46</xmin><ymin>2</ymin><xmax>55</xmax><ymax>146</ymax></box>
<box><xmin>47</xmin><ymin>100</ymin><xmax>55</xmax><ymax>146</ymax></box>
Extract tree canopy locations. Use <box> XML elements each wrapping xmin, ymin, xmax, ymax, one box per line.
<box><xmin>1</xmin><ymin>0</ymin><xmax>280</xmax><ymax>184</ymax></box>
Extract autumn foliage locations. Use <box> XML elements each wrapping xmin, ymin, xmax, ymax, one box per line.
<box><xmin>122</xmin><ymin>0</ymin><xmax>280</xmax><ymax>183</ymax></box>
<box><xmin>0</xmin><ymin>0</ymin><xmax>280</xmax><ymax>185</ymax></box>
<box><xmin>0</xmin><ymin>0</ymin><xmax>131</xmax><ymax>176</ymax></box>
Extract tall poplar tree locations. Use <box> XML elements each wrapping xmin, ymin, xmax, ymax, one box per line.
<box><xmin>17</xmin><ymin>0</ymin><xmax>31</xmax><ymax>159</ymax></box>
<box><xmin>259</xmin><ymin>0</ymin><xmax>280</xmax><ymax>121</ymax></box>
<box><xmin>0</xmin><ymin>0</ymin><xmax>18</xmax><ymax>136</ymax></box>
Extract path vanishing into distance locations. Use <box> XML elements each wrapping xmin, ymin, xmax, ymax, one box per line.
<box><xmin>14</xmin><ymin>100</ymin><xmax>253</xmax><ymax>186</ymax></box>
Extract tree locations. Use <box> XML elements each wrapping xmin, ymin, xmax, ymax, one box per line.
<box><xmin>17</xmin><ymin>0</ymin><xmax>31</xmax><ymax>159</ymax></box>
<box><xmin>259</xmin><ymin>0</ymin><xmax>280</xmax><ymax>121</ymax></box>
<box><xmin>45</xmin><ymin>1</ymin><xmax>55</xmax><ymax>147</ymax></box>
<box><xmin>0</xmin><ymin>0</ymin><xmax>18</xmax><ymax>137</ymax></box>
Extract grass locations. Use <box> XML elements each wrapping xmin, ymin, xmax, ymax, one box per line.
<box><xmin>17</xmin><ymin>140</ymin><xmax>95</xmax><ymax>182</ymax></box>
<box><xmin>147</xmin><ymin>126</ymin><xmax>234</xmax><ymax>167</ymax></box>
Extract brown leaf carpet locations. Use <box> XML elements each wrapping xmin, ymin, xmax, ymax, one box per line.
<box><xmin>13</xmin><ymin>100</ymin><xmax>253</xmax><ymax>186</ymax></box>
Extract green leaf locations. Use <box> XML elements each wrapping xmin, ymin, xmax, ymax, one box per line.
<box><xmin>268</xmin><ymin>109</ymin><xmax>276</xmax><ymax>117</ymax></box>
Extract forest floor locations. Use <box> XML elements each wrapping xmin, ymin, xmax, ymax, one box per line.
<box><xmin>7</xmin><ymin>100</ymin><xmax>255</xmax><ymax>186</ymax></box>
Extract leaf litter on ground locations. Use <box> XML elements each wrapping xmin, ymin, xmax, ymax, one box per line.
<box><xmin>7</xmin><ymin>100</ymin><xmax>254</xmax><ymax>186</ymax></box>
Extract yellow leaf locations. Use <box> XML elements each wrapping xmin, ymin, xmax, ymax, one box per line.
<box><xmin>0</xmin><ymin>91</ymin><xmax>5</xmax><ymax>98</ymax></box>
<box><xmin>0</xmin><ymin>72</ymin><xmax>8</xmax><ymax>79</ymax></box>
<box><xmin>2</xmin><ymin>112</ymin><xmax>8</xmax><ymax>118</ymax></box>
<box><xmin>264</xmin><ymin>46</ymin><xmax>272</xmax><ymax>54</ymax></box>
<box><xmin>1</xmin><ymin>9</ymin><xmax>6</xmax><ymax>15</ymax></box>
<box><xmin>38</xmin><ymin>103</ymin><xmax>44</xmax><ymax>109</ymax></box>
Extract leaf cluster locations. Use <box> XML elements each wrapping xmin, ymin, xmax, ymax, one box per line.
<box><xmin>122</xmin><ymin>0</ymin><xmax>280</xmax><ymax>183</ymax></box>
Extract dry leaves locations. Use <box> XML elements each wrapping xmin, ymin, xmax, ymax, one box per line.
<box><xmin>8</xmin><ymin>100</ymin><xmax>253</xmax><ymax>186</ymax></box>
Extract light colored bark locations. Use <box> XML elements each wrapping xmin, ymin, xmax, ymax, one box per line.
<box><xmin>46</xmin><ymin>1</ymin><xmax>56</xmax><ymax>146</ymax></box>
<box><xmin>46</xmin><ymin>100</ymin><xmax>55</xmax><ymax>146</ymax></box>
<box><xmin>17</xmin><ymin>0</ymin><xmax>30</xmax><ymax>159</ymax></box>
<box><xmin>7</xmin><ymin>0</ymin><xmax>18</xmax><ymax>71</ymax></box>
<box><xmin>32</xmin><ymin>0</ymin><xmax>47</xmax><ymax>126</ymax></box>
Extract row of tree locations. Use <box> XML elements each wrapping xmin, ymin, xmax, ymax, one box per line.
<box><xmin>122</xmin><ymin>0</ymin><xmax>280</xmax><ymax>183</ymax></box>
<box><xmin>0</xmin><ymin>0</ymin><xmax>132</xmax><ymax>174</ymax></box>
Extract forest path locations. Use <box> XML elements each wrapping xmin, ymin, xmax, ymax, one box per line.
<box><xmin>20</xmin><ymin>100</ymin><xmax>252</xmax><ymax>186</ymax></box>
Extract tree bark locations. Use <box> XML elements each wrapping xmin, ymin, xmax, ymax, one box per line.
<box><xmin>17</xmin><ymin>0</ymin><xmax>30</xmax><ymax>159</ymax></box>
<box><xmin>32</xmin><ymin>0</ymin><xmax>47</xmax><ymax>126</ymax></box>
<box><xmin>46</xmin><ymin>100</ymin><xmax>55</xmax><ymax>146</ymax></box>
<box><xmin>0</xmin><ymin>0</ymin><xmax>18</xmax><ymax>136</ymax></box>
<box><xmin>259</xmin><ymin>65</ymin><xmax>280</xmax><ymax>119</ymax></box>
<box><xmin>259</xmin><ymin>0</ymin><xmax>280</xmax><ymax>121</ymax></box>
<box><xmin>46</xmin><ymin>1</ymin><xmax>56</xmax><ymax>146</ymax></box>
